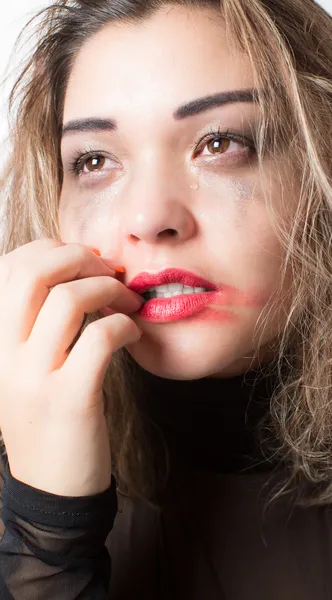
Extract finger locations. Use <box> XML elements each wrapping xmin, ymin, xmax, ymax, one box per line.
<box><xmin>0</xmin><ymin>239</ymin><xmax>64</xmax><ymax>264</ymax></box>
<box><xmin>26</xmin><ymin>277</ymin><xmax>144</xmax><ymax>371</ymax></box>
<box><xmin>0</xmin><ymin>242</ymin><xmax>119</xmax><ymax>345</ymax></box>
<box><xmin>0</xmin><ymin>240</ymin><xmax>115</xmax><ymax>283</ymax></box>
<box><xmin>61</xmin><ymin>313</ymin><xmax>142</xmax><ymax>403</ymax></box>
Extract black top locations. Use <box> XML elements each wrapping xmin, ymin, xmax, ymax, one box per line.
<box><xmin>1</xmin><ymin>366</ymin><xmax>332</xmax><ymax>599</ymax></box>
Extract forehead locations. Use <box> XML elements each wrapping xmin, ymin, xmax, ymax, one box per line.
<box><xmin>63</xmin><ymin>5</ymin><xmax>254</xmax><ymax>124</ymax></box>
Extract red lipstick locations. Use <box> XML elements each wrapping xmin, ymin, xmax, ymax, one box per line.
<box><xmin>128</xmin><ymin>268</ymin><xmax>217</xmax><ymax>295</ymax></box>
<box><xmin>128</xmin><ymin>268</ymin><xmax>233</xmax><ymax>323</ymax></box>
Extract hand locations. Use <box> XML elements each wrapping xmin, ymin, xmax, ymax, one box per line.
<box><xmin>0</xmin><ymin>239</ymin><xmax>143</xmax><ymax>496</ymax></box>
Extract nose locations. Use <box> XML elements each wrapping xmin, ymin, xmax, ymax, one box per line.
<box><xmin>121</xmin><ymin>166</ymin><xmax>197</xmax><ymax>247</ymax></box>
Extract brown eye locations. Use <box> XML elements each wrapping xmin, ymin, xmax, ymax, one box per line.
<box><xmin>85</xmin><ymin>155</ymin><xmax>106</xmax><ymax>172</ymax></box>
<box><xmin>206</xmin><ymin>137</ymin><xmax>231</xmax><ymax>154</ymax></box>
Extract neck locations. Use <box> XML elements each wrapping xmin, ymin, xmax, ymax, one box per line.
<box><xmin>140</xmin><ymin>362</ymin><xmax>282</xmax><ymax>475</ymax></box>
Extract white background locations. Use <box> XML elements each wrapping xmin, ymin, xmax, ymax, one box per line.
<box><xmin>0</xmin><ymin>0</ymin><xmax>331</xmax><ymax>148</ymax></box>
<box><xmin>0</xmin><ymin>1</ymin><xmax>50</xmax><ymax>147</ymax></box>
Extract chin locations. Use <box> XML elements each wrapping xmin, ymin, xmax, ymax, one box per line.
<box><xmin>125</xmin><ymin>323</ymin><xmax>248</xmax><ymax>381</ymax></box>
<box><xmin>126</xmin><ymin>347</ymin><xmax>216</xmax><ymax>380</ymax></box>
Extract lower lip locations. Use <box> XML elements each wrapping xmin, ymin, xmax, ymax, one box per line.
<box><xmin>136</xmin><ymin>291</ymin><xmax>236</xmax><ymax>323</ymax></box>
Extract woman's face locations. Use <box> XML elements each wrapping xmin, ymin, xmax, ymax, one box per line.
<box><xmin>59</xmin><ymin>5</ymin><xmax>297</xmax><ymax>379</ymax></box>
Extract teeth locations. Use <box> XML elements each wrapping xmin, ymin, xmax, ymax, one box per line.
<box><xmin>144</xmin><ymin>284</ymin><xmax>209</xmax><ymax>300</ymax></box>
<box><xmin>168</xmin><ymin>283</ymin><xmax>183</xmax><ymax>292</ymax></box>
<box><xmin>146</xmin><ymin>283</ymin><xmax>183</xmax><ymax>293</ymax></box>
<box><xmin>154</xmin><ymin>284</ymin><xmax>169</xmax><ymax>292</ymax></box>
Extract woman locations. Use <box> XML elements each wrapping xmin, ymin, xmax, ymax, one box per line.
<box><xmin>0</xmin><ymin>0</ymin><xmax>331</xmax><ymax>598</ymax></box>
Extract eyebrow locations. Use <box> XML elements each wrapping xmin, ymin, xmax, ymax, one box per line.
<box><xmin>61</xmin><ymin>88</ymin><xmax>257</xmax><ymax>137</ymax></box>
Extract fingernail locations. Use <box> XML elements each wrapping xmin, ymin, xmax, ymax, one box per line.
<box><xmin>91</xmin><ymin>249</ymin><xmax>125</xmax><ymax>276</ymax></box>
<box><xmin>124</xmin><ymin>327</ymin><xmax>143</xmax><ymax>346</ymax></box>
<box><xmin>129</xmin><ymin>294</ymin><xmax>146</xmax><ymax>309</ymax></box>
<box><xmin>130</xmin><ymin>327</ymin><xmax>143</xmax><ymax>343</ymax></box>
<box><xmin>133</xmin><ymin>292</ymin><xmax>146</xmax><ymax>305</ymax></box>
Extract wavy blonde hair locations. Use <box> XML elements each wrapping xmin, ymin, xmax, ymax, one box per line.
<box><xmin>0</xmin><ymin>0</ymin><xmax>331</xmax><ymax>505</ymax></box>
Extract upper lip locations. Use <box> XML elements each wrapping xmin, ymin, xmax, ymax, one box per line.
<box><xmin>127</xmin><ymin>268</ymin><xmax>217</xmax><ymax>295</ymax></box>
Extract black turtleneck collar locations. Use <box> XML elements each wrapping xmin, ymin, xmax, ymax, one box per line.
<box><xmin>139</xmin><ymin>363</ymin><xmax>281</xmax><ymax>474</ymax></box>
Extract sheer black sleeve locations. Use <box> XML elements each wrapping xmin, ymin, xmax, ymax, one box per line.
<box><xmin>0</xmin><ymin>455</ymin><xmax>117</xmax><ymax>599</ymax></box>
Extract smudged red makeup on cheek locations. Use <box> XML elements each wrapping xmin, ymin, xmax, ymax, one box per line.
<box><xmin>195</xmin><ymin>285</ymin><xmax>271</xmax><ymax>323</ymax></box>
<box><xmin>211</xmin><ymin>285</ymin><xmax>270</xmax><ymax>308</ymax></box>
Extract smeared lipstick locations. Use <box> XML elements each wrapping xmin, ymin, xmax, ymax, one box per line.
<box><xmin>128</xmin><ymin>268</ymin><xmax>245</xmax><ymax>323</ymax></box>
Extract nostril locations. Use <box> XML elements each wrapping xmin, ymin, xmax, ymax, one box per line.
<box><xmin>158</xmin><ymin>229</ymin><xmax>177</xmax><ymax>238</ymax></box>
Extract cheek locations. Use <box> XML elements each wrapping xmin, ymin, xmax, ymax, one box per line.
<box><xmin>197</xmin><ymin>175</ymin><xmax>287</xmax><ymax>289</ymax></box>
<box><xmin>58</xmin><ymin>201</ymin><xmax>77</xmax><ymax>242</ymax></box>
<box><xmin>58</xmin><ymin>188</ymin><xmax>121</xmax><ymax>246</ymax></box>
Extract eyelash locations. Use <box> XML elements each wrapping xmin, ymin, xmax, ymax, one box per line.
<box><xmin>68</xmin><ymin>126</ymin><xmax>256</xmax><ymax>177</ymax></box>
<box><xmin>191</xmin><ymin>126</ymin><xmax>256</xmax><ymax>157</ymax></box>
